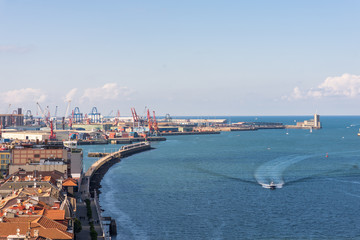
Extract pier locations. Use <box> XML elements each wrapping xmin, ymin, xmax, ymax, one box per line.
<box><xmin>85</xmin><ymin>142</ymin><xmax>152</xmax><ymax>195</ymax></box>
<box><xmin>79</xmin><ymin>142</ymin><xmax>152</xmax><ymax>239</ymax></box>
<box><xmin>109</xmin><ymin>136</ymin><xmax>166</xmax><ymax>144</ymax></box>
<box><xmin>160</xmin><ymin>131</ymin><xmax>220</xmax><ymax>136</ymax></box>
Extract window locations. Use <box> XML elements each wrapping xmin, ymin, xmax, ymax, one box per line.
<box><xmin>34</xmin><ymin>154</ymin><xmax>40</xmax><ymax>158</ymax></box>
<box><xmin>1</xmin><ymin>160</ymin><xmax>4</xmax><ymax>164</ymax></box>
<box><xmin>0</xmin><ymin>155</ymin><xmax>4</xmax><ymax>159</ymax></box>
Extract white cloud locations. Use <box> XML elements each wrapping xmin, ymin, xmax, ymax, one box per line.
<box><xmin>80</xmin><ymin>83</ymin><xmax>135</xmax><ymax>102</ymax></box>
<box><xmin>64</xmin><ymin>88</ymin><xmax>78</xmax><ymax>102</ymax></box>
<box><xmin>0</xmin><ymin>88</ymin><xmax>47</xmax><ymax>104</ymax></box>
<box><xmin>285</xmin><ymin>73</ymin><xmax>360</xmax><ymax>100</ymax></box>
<box><xmin>0</xmin><ymin>45</ymin><xmax>32</xmax><ymax>53</ymax></box>
<box><xmin>317</xmin><ymin>73</ymin><xmax>360</xmax><ymax>98</ymax></box>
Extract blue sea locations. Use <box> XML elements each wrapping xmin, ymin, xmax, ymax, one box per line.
<box><xmin>81</xmin><ymin>116</ymin><xmax>360</xmax><ymax>240</ymax></box>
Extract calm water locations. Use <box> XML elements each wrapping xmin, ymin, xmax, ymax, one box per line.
<box><xmin>81</xmin><ymin>116</ymin><xmax>360</xmax><ymax>240</ymax></box>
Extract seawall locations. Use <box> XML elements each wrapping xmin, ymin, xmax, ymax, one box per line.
<box><xmin>87</xmin><ymin>142</ymin><xmax>152</xmax><ymax>196</ymax></box>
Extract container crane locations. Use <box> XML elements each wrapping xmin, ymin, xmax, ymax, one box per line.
<box><xmin>153</xmin><ymin>111</ymin><xmax>159</xmax><ymax>133</ymax></box>
<box><xmin>62</xmin><ymin>100</ymin><xmax>71</xmax><ymax>130</ymax></box>
<box><xmin>11</xmin><ymin>110</ymin><xmax>17</xmax><ymax>126</ymax></box>
<box><xmin>54</xmin><ymin>106</ymin><xmax>58</xmax><ymax>119</ymax></box>
<box><xmin>49</xmin><ymin>120</ymin><xmax>56</xmax><ymax>140</ymax></box>
<box><xmin>64</xmin><ymin>100</ymin><xmax>71</xmax><ymax>119</ymax></box>
<box><xmin>147</xmin><ymin>109</ymin><xmax>154</xmax><ymax>133</ymax></box>
<box><xmin>6</xmin><ymin>104</ymin><xmax>11</xmax><ymax>114</ymax></box>
<box><xmin>36</xmin><ymin>102</ymin><xmax>49</xmax><ymax>126</ymax></box>
<box><xmin>131</xmin><ymin>108</ymin><xmax>139</xmax><ymax>123</ymax></box>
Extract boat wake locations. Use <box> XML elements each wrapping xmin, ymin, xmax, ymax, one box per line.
<box><xmin>254</xmin><ymin>154</ymin><xmax>316</xmax><ymax>189</ymax></box>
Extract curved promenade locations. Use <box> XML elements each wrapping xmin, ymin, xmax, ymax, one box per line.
<box><xmin>85</xmin><ymin>141</ymin><xmax>152</xmax><ymax>195</ymax></box>
<box><xmin>78</xmin><ymin>142</ymin><xmax>152</xmax><ymax>239</ymax></box>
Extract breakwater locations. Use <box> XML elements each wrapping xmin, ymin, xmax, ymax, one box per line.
<box><xmin>85</xmin><ymin>142</ymin><xmax>152</xmax><ymax>196</ymax></box>
<box><xmin>160</xmin><ymin>131</ymin><xmax>220</xmax><ymax>136</ymax></box>
<box><xmin>109</xmin><ymin>136</ymin><xmax>166</xmax><ymax>144</ymax></box>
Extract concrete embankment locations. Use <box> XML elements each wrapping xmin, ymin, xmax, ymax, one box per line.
<box><xmin>86</xmin><ymin>142</ymin><xmax>152</xmax><ymax>196</ymax></box>
<box><xmin>88</xmin><ymin>152</ymin><xmax>110</xmax><ymax>157</ymax></box>
<box><xmin>79</xmin><ymin>142</ymin><xmax>152</xmax><ymax>239</ymax></box>
<box><xmin>161</xmin><ymin>131</ymin><xmax>220</xmax><ymax>136</ymax></box>
<box><xmin>109</xmin><ymin>136</ymin><xmax>166</xmax><ymax>144</ymax></box>
<box><xmin>285</xmin><ymin>125</ymin><xmax>321</xmax><ymax>129</ymax></box>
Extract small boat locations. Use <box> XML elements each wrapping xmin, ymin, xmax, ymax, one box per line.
<box><xmin>269</xmin><ymin>181</ymin><xmax>276</xmax><ymax>190</ymax></box>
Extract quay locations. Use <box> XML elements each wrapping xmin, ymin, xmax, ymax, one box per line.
<box><xmin>88</xmin><ymin>152</ymin><xmax>110</xmax><ymax>157</ymax></box>
<box><xmin>77</xmin><ymin>139</ymin><xmax>108</xmax><ymax>145</ymax></box>
<box><xmin>85</xmin><ymin>141</ymin><xmax>152</xmax><ymax>196</ymax></box>
<box><xmin>160</xmin><ymin>131</ymin><xmax>220</xmax><ymax>136</ymax></box>
<box><xmin>109</xmin><ymin>136</ymin><xmax>166</xmax><ymax>144</ymax></box>
<box><xmin>79</xmin><ymin>142</ymin><xmax>152</xmax><ymax>239</ymax></box>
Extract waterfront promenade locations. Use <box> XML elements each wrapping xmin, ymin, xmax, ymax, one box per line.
<box><xmin>76</xmin><ymin>142</ymin><xmax>152</xmax><ymax>239</ymax></box>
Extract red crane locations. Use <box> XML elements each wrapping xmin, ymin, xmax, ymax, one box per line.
<box><xmin>147</xmin><ymin>109</ymin><xmax>154</xmax><ymax>133</ymax></box>
<box><xmin>131</xmin><ymin>108</ymin><xmax>139</xmax><ymax>123</ymax></box>
<box><xmin>153</xmin><ymin>111</ymin><xmax>159</xmax><ymax>132</ymax></box>
<box><xmin>49</xmin><ymin>120</ymin><xmax>56</xmax><ymax>140</ymax></box>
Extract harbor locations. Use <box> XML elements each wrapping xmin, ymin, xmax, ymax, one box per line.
<box><xmin>80</xmin><ymin>142</ymin><xmax>153</xmax><ymax>239</ymax></box>
<box><xmin>0</xmin><ymin>107</ymin><xmax>326</xmax><ymax>239</ymax></box>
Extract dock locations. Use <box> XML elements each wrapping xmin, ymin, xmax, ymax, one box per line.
<box><xmin>109</xmin><ymin>136</ymin><xmax>166</xmax><ymax>144</ymax></box>
<box><xmin>88</xmin><ymin>152</ymin><xmax>110</xmax><ymax>157</ymax></box>
<box><xmin>160</xmin><ymin>131</ymin><xmax>220</xmax><ymax>136</ymax></box>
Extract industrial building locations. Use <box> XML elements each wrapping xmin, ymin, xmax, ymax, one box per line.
<box><xmin>285</xmin><ymin>114</ymin><xmax>322</xmax><ymax>129</ymax></box>
<box><xmin>1</xmin><ymin>130</ymin><xmax>51</xmax><ymax>141</ymax></box>
<box><xmin>296</xmin><ymin>114</ymin><xmax>321</xmax><ymax>129</ymax></box>
<box><xmin>0</xmin><ymin>111</ymin><xmax>24</xmax><ymax>128</ymax></box>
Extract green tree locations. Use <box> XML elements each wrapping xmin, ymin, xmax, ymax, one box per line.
<box><xmin>74</xmin><ymin>218</ymin><xmax>82</xmax><ymax>234</ymax></box>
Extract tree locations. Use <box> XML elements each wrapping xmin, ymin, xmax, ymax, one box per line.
<box><xmin>74</xmin><ymin>218</ymin><xmax>82</xmax><ymax>234</ymax></box>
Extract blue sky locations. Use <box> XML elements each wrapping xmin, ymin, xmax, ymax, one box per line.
<box><xmin>0</xmin><ymin>0</ymin><xmax>359</xmax><ymax>117</ymax></box>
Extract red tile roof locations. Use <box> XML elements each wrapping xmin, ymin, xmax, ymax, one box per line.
<box><xmin>62</xmin><ymin>178</ymin><xmax>77</xmax><ymax>187</ymax></box>
<box><xmin>0</xmin><ymin>216</ymin><xmax>73</xmax><ymax>239</ymax></box>
<box><xmin>43</xmin><ymin>209</ymin><xmax>65</xmax><ymax>221</ymax></box>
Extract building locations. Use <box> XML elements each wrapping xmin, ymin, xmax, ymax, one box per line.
<box><xmin>12</xmin><ymin>148</ymin><xmax>68</xmax><ymax>165</ymax></box>
<box><xmin>1</xmin><ymin>131</ymin><xmax>50</xmax><ymax>141</ymax></box>
<box><xmin>0</xmin><ymin>150</ymin><xmax>10</xmax><ymax>176</ymax></box>
<box><xmin>296</xmin><ymin>114</ymin><xmax>321</xmax><ymax>129</ymax></box>
<box><xmin>0</xmin><ymin>110</ymin><xmax>24</xmax><ymax>128</ymax></box>
<box><xmin>64</xmin><ymin>141</ymin><xmax>83</xmax><ymax>181</ymax></box>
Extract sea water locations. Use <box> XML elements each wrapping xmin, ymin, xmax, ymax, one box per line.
<box><xmin>81</xmin><ymin>116</ymin><xmax>360</xmax><ymax>239</ymax></box>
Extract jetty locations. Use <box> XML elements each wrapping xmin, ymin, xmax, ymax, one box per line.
<box><xmin>84</xmin><ymin>141</ymin><xmax>152</xmax><ymax>195</ymax></box>
<box><xmin>79</xmin><ymin>142</ymin><xmax>152</xmax><ymax>239</ymax></box>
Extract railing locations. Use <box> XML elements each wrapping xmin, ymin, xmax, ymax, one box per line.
<box><xmin>120</xmin><ymin>141</ymin><xmax>150</xmax><ymax>151</ymax></box>
<box><xmin>94</xmin><ymin>190</ymin><xmax>111</xmax><ymax>240</ymax></box>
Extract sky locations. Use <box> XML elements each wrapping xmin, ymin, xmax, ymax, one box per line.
<box><xmin>0</xmin><ymin>0</ymin><xmax>359</xmax><ymax>117</ymax></box>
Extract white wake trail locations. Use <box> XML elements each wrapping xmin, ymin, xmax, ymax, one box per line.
<box><xmin>254</xmin><ymin>154</ymin><xmax>315</xmax><ymax>189</ymax></box>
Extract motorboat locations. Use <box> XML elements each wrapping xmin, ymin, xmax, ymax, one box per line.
<box><xmin>269</xmin><ymin>181</ymin><xmax>276</xmax><ymax>190</ymax></box>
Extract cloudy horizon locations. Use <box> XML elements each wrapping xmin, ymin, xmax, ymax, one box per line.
<box><xmin>1</xmin><ymin>1</ymin><xmax>359</xmax><ymax>116</ymax></box>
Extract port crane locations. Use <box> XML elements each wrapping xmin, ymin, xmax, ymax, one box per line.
<box><xmin>36</xmin><ymin>102</ymin><xmax>50</xmax><ymax>126</ymax></box>
<box><xmin>146</xmin><ymin>109</ymin><xmax>159</xmax><ymax>135</ymax></box>
<box><xmin>36</xmin><ymin>102</ymin><xmax>56</xmax><ymax>140</ymax></box>
<box><xmin>6</xmin><ymin>104</ymin><xmax>11</xmax><ymax>114</ymax></box>
<box><xmin>62</xmin><ymin>100</ymin><xmax>71</xmax><ymax>130</ymax></box>
<box><xmin>49</xmin><ymin>120</ymin><xmax>56</xmax><ymax>140</ymax></box>
<box><xmin>153</xmin><ymin>111</ymin><xmax>159</xmax><ymax>133</ymax></box>
<box><xmin>131</xmin><ymin>108</ymin><xmax>139</xmax><ymax>124</ymax></box>
<box><xmin>147</xmin><ymin>109</ymin><xmax>154</xmax><ymax>133</ymax></box>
